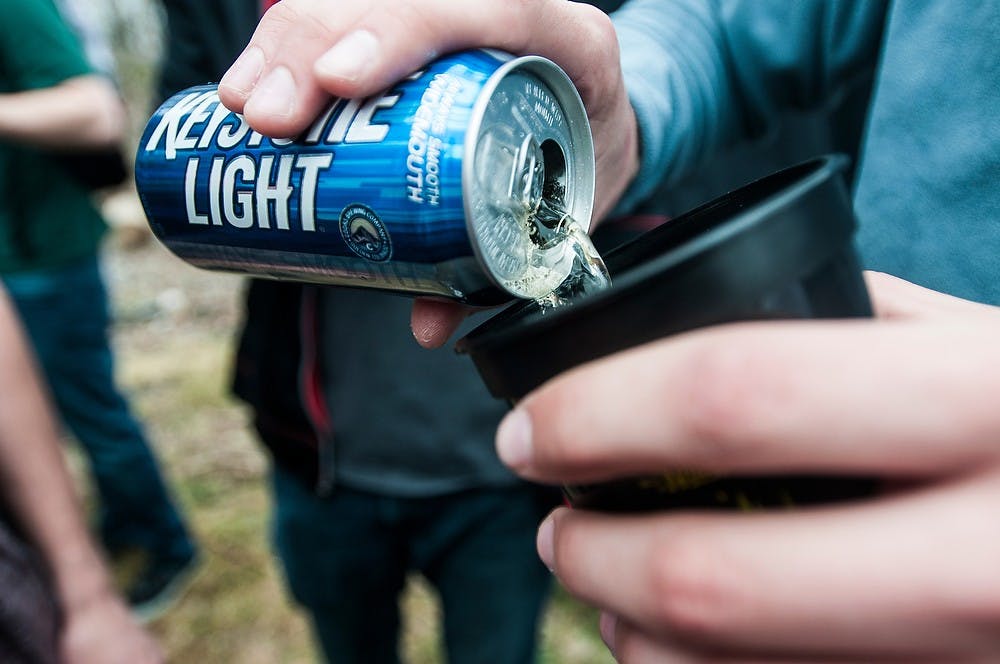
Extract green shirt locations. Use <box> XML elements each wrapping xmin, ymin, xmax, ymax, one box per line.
<box><xmin>0</xmin><ymin>0</ymin><xmax>106</xmax><ymax>274</ymax></box>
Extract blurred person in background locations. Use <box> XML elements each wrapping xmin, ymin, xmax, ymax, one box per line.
<box><xmin>54</xmin><ymin>0</ymin><xmax>118</xmax><ymax>80</ymax></box>
<box><xmin>151</xmin><ymin>0</ymin><xmax>634</xmax><ymax>661</ymax></box>
<box><xmin>0</xmin><ymin>0</ymin><xmax>198</xmax><ymax>621</ymax></box>
<box><xmin>0</xmin><ymin>284</ymin><xmax>162</xmax><ymax>664</ymax></box>
<box><xmin>222</xmin><ymin>0</ymin><xmax>1000</xmax><ymax>661</ymax></box>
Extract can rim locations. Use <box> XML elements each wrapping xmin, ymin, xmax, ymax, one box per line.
<box><xmin>462</xmin><ymin>54</ymin><xmax>596</xmax><ymax>298</ymax></box>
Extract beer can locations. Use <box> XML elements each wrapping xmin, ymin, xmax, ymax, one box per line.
<box><xmin>135</xmin><ymin>50</ymin><xmax>594</xmax><ymax>304</ymax></box>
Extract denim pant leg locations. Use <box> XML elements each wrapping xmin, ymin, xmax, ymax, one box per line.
<box><xmin>4</xmin><ymin>258</ymin><xmax>194</xmax><ymax>559</ymax></box>
<box><xmin>271</xmin><ymin>467</ymin><xmax>408</xmax><ymax>664</ymax></box>
<box><xmin>415</xmin><ymin>485</ymin><xmax>555</xmax><ymax>664</ymax></box>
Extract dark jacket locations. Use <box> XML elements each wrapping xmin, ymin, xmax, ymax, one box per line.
<box><xmin>157</xmin><ymin>0</ymin><xmax>328</xmax><ymax>488</ymax></box>
<box><xmin>231</xmin><ymin>280</ymin><xmax>328</xmax><ymax>489</ymax></box>
<box><xmin>156</xmin><ymin>0</ymin><xmax>259</xmax><ymax>104</ymax></box>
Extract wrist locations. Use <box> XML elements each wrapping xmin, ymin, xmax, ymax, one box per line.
<box><xmin>51</xmin><ymin>546</ymin><xmax>116</xmax><ymax>614</ymax></box>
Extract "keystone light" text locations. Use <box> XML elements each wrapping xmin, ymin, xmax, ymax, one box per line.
<box><xmin>143</xmin><ymin>89</ymin><xmax>400</xmax><ymax>231</ymax></box>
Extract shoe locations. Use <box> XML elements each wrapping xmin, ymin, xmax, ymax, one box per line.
<box><xmin>125</xmin><ymin>550</ymin><xmax>200</xmax><ymax>623</ymax></box>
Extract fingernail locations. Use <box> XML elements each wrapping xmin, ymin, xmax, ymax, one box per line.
<box><xmin>245</xmin><ymin>65</ymin><xmax>296</xmax><ymax>119</ymax></box>
<box><xmin>536</xmin><ymin>513</ymin><xmax>555</xmax><ymax>572</ymax></box>
<box><xmin>315</xmin><ymin>29</ymin><xmax>379</xmax><ymax>82</ymax></box>
<box><xmin>412</xmin><ymin>317</ymin><xmax>443</xmax><ymax>348</ymax></box>
<box><xmin>599</xmin><ymin>612</ymin><xmax>617</xmax><ymax>655</ymax></box>
<box><xmin>496</xmin><ymin>409</ymin><xmax>532</xmax><ymax>469</ymax></box>
<box><xmin>221</xmin><ymin>46</ymin><xmax>265</xmax><ymax>96</ymax></box>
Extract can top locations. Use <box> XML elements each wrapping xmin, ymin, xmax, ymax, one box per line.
<box><xmin>463</xmin><ymin>55</ymin><xmax>595</xmax><ymax>300</ymax></box>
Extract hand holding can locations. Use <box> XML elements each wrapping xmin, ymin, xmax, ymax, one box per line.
<box><xmin>219</xmin><ymin>0</ymin><xmax>638</xmax><ymax>227</ymax></box>
<box><xmin>138</xmin><ymin>51</ymin><xmax>594</xmax><ymax>304</ymax></box>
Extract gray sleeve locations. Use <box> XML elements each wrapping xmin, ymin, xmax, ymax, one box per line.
<box><xmin>612</xmin><ymin>0</ymin><xmax>888</xmax><ymax>211</ymax></box>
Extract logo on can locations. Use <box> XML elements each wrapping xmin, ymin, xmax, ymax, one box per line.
<box><xmin>339</xmin><ymin>204</ymin><xmax>392</xmax><ymax>262</ymax></box>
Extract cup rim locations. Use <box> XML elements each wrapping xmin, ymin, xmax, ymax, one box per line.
<box><xmin>456</xmin><ymin>154</ymin><xmax>853</xmax><ymax>355</ymax></box>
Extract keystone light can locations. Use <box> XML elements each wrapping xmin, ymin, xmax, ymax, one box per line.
<box><xmin>135</xmin><ymin>50</ymin><xmax>595</xmax><ymax>304</ymax></box>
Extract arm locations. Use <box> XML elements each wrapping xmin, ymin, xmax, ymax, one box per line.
<box><xmin>212</xmin><ymin>0</ymin><xmax>892</xmax><ymax>346</ymax></box>
<box><xmin>0</xmin><ymin>74</ymin><xmax>124</xmax><ymax>149</ymax></box>
<box><xmin>0</xmin><ymin>0</ymin><xmax>125</xmax><ymax>150</ymax></box>
<box><xmin>217</xmin><ymin>0</ymin><xmax>887</xmax><ymax>216</ymax></box>
<box><xmin>612</xmin><ymin>0</ymin><xmax>888</xmax><ymax>210</ymax></box>
<box><xmin>0</xmin><ymin>288</ymin><xmax>161</xmax><ymax>664</ymax></box>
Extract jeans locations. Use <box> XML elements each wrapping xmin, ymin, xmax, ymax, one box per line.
<box><xmin>271</xmin><ymin>466</ymin><xmax>556</xmax><ymax>664</ymax></box>
<box><xmin>4</xmin><ymin>257</ymin><xmax>194</xmax><ymax>560</ymax></box>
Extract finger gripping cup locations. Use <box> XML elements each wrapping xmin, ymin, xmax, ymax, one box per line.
<box><xmin>456</xmin><ymin>155</ymin><xmax>878</xmax><ymax>512</ymax></box>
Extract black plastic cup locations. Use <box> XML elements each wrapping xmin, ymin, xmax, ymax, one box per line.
<box><xmin>456</xmin><ymin>155</ymin><xmax>877</xmax><ymax>512</ymax></box>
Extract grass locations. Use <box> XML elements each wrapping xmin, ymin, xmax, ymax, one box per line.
<box><xmin>89</xmin><ymin>229</ymin><xmax>614</xmax><ymax>663</ymax></box>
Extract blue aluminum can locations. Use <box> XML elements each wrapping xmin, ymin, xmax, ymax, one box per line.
<box><xmin>135</xmin><ymin>50</ymin><xmax>594</xmax><ymax>304</ymax></box>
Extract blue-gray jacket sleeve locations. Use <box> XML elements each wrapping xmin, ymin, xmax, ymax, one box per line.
<box><xmin>611</xmin><ymin>0</ymin><xmax>887</xmax><ymax>212</ymax></box>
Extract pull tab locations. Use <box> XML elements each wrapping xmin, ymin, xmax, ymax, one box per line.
<box><xmin>508</xmin><ymin>133</ymin><xmax>544</xmax><ymax>210</ymax></box>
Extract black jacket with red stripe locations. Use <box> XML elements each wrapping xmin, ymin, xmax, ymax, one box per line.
<box><xmin>232</xmin><ymin>279</ymin><xmax>328</xmax><ymax>489</ymax></box>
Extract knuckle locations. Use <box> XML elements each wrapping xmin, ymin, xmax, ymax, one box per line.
<box><xmin>568</xmin><ymin>5</ymin><xmax>622</xmax><ymax>90</ymax></box>
<box><xmin>548</xmin><ymin>514</ymin><xmax>589</xmax><ymax>584</ymax></box>
<box><xmin>260</xmin><ymin>0</ymin><xmax>339</xmax><ymax>46</ymax></box>
<box><xmin>536</xmin><ymin>423</ymin><xmax>583</xmax><ymax>471</ymax></box>
<box><xmin>259</xmin><ymin>0</ymin><xmax>304</xmax><ymax>32</ymax></box>
<box><xmin>646</xmin><ymin>531</ymin><xmax>738</xmax><ymax>640</ymax></box>
<box><xmin>527</xmin><ymin>381</ymin><xmax>599</xmax><ymax>472</ymax></box>
<box><xmin>493</xmin><ymin>0</ymin><xmax>542</xmax><ymax>51</ymax></box>
<box><xmin>676</xmin><ymin>335</ymin><xmax>781</xmax><ymax>467</ymax></box>
<box><xmin>376</xmin><ymin>2</ymin><xmax>436</xmax><ymax>45</ymax></box>
<box><xmin>577</xmin><ymin>5</ymin><xmax>620</xmax><ymax>61</ymax></box>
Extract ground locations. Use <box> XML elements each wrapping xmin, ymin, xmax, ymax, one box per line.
<box><xmin>90</xmin><ymin>194</ymin><xmax>614</xmax><ymax>663</ymax></box>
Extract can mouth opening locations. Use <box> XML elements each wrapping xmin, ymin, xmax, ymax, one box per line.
<box><xmin>539</xmin><ymin>139</ymin><xmax>567</xmax><ymax>205</ymax></box>
<box><xmin>526</xmin><ymin>139</ymin><xmax>572</xmax><ymax>247</ymax></box>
